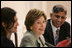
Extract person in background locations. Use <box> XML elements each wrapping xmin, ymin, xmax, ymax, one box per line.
<box><xmin>1</xmin><ymin>7</ymin><xmax>19</xmax><ymax>47</ymax></box>
<box><xmin>43</xmin><ymin>5</ymin><xmax>70</xmax><ymax>46</ymax></box>
<box><xmin>20</xmin><ymin>9</ymin><xmax>49</xmax><ymax>47</ymax></box>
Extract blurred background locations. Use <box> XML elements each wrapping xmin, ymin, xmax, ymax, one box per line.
<box><xmin>1</xmin><ymin>1</ymin><xmax>71</xmax><ymax>47</ymax></box>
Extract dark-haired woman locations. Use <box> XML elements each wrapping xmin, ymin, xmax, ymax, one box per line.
<box><xmin>1</xmin><ymin>7</ymin><xmax>19</xmax><ymax>47</ymax></box>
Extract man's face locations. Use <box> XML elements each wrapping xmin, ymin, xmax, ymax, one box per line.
<box><xmin>50</xmin><ymin>12</ymin><xmax>67</xmax><ymax>28</ymax></box>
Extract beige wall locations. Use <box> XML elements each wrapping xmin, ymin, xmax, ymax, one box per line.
<box><xmin>1</xmin><ymin>1</ymin><xmax>71</xmax><ymax>47</ymax></box>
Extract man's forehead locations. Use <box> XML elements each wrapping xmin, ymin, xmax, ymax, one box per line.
<box><xmin>53</xmin><ymin>12</ymin><xmax>66</xmax><ymax>15</ymax></box>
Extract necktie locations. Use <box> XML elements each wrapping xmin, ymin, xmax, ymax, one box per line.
<box><xmin>55</xmin><ymin>29</ymin><xmax>59</xmax><ymax>46</ymax></box>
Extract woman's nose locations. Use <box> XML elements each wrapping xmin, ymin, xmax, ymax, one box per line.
<box><xmin>16</xmin><ymin>21</ymin><xmax>19</xmax><ymax>26</ymax></box>
<box><xmin>41</xmin><ymin>23</ymin><xmax>43</xmax><ymax>27</ymax></box>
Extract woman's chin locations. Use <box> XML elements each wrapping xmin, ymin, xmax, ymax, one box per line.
<box><xmin>39</xmin><ymin>31</ymin><xmax>44</xmax><ymax>35</ymax></box>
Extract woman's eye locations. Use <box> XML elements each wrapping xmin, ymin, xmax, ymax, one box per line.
<box><xmin>43</xmin><ymin>20</ymin><xmax>46</xmax><ymax>23</ymax></box>
<box><xmin>37</xmin><ymin>22</ymin><xmax>41</xmax><ymax>24</ymax></box>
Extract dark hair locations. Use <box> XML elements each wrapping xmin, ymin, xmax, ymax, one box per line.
<box><xmin>25</xmin><ymin>9</ymin><xmax>47</xmax><ymax>31</ymax></box>
<box><xmin>1</xmin><ymin>7</ymin><xmax>16</xmax><ymax>36</ymax></box>
<box><xmin>52</xmin><ymin>5</ymin><xmax>67</xmax><ymax>15</ymax></box>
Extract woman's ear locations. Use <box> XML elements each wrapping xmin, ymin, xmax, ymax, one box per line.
<box><xmin>2</xmin><ymin>22</ymin><xmax>6</xmax><ymax>27</ymax></box>
<box><xmin>30</xmin><ymin>26</ymin><xmax>32</xmax><ymax>30</ymax></box>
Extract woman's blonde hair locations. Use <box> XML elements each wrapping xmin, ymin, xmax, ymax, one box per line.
<box><xmin>25</xmin><ymin>9</ymin><xmax>47</xmax><ymax>31</ymax></box>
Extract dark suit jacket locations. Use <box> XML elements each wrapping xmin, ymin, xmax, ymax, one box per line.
<box><xmin>1</xmin><ymin>36</ymin><xmax>15</xmax><ymax>47</ymax></box>
<box><xmin>43</xmin><ymin>19</ymin><xmax>70</xmax><ymax>46</ymax></box>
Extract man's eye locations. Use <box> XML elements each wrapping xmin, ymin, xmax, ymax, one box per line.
<box><xmin>55</xmin><ymin>15</ymin><xmax>60</xmax><ymax>18</ymax></box>
<box><xmin>61</xmin><ymin>16</ymin><xmax>65</xmax><ymax>19</ymax></box>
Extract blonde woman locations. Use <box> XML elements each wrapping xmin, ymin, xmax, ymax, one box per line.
<box><xmin>20</xmin><ymin>9</ymin><xmax>47</xmax><ymax>47</ymax></box>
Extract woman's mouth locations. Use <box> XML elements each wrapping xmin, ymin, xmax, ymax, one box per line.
<box><xmin>39</xmin><ymin>29</ymin><xmax>44</xmax><ymax>31</ymax></box>
<box><xmin>14</xmin><ymin>27</ymin><xmax>17</xmax><ymax>29</ymax></box>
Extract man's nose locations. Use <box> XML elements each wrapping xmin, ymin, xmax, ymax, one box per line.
<box><xmin>58</xmin><ymin>17</ymin><xmax>62</xmax><ymax>22</ymax></box>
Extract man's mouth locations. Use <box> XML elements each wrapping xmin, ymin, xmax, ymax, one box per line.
<box><xmin>57</xmin><ymin>21</ymin><xmax>61</xmax><ymax>25</ymax></box>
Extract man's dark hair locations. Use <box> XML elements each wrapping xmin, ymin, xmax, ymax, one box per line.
<box><xmin>52</xmin><ymin>5</ymin><xmax>67</xmax><ymax>15</ymax></box>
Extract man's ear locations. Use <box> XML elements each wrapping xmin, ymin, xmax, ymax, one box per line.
<box><xmin>50</xmin><ymin>13</ymin><xmax>53</xmax><ymax>19</ymax></box>
<box><xmin>65</xmin><ymin>17</ymin><xmax>67</xmax><ymax>20</ymax></box>
<box><xmin>2</xmin><ymin>22</ymin><xmax>6</xmax><ymax>27</ymax></box>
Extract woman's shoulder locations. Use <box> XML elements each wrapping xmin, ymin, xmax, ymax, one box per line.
<box><xmin>1</xmin><ymin>36</ymin><xmax>15</xmax><ymax>47</ymax></box>
<box><xmin>20</xmin><ymin>31</ymin><xmax>38</xmax><ymax>47</ymax></box>
<box><xmin>22</xmin><ymin>31</ymin><xmax>37</xmax><ymax>41</ymax></box>
<box><xmin>1</xmin><ymin>36</ymin><xmax>10</xmax><ymax>43</ymax></box>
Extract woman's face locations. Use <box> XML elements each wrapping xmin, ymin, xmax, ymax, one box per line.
<box><xmin>31</xmin><ymin>16</ymin><xmax>46</xmax><ymax>35</ymax></box>
<box><xmin>7</xmin><ymin>16</ymin><xmax>19</xmax><ymax>33</ymax></box>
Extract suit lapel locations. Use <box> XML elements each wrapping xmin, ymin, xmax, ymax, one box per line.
<box><xmin>48</xmin><ymin>19</ymin><xmax>55</xmax><ymax>44</ymax></box>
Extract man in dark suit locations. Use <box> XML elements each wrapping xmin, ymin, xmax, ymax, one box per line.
<box><xmin>43</xmin><ymin>5</ymin><xmax>70</xmax><ymax>46</ymax></box>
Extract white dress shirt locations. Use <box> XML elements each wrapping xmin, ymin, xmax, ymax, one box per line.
<box><xmin>50</xmin><ymin>20</ymin><xmax>60</xmax><ymax>45</ymax></box>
